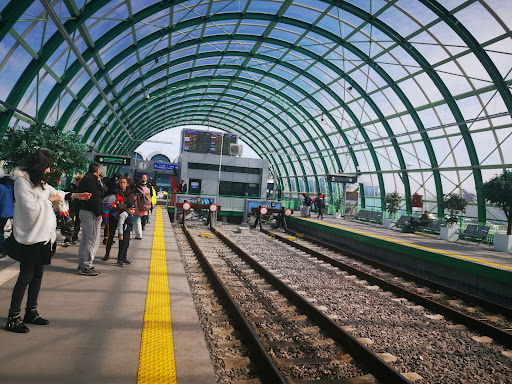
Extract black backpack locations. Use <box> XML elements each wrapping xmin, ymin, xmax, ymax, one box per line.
<box><xmin>304</xmin><ymin>196</ymin><xmax>312</xmax><ymax>206</ymax></box>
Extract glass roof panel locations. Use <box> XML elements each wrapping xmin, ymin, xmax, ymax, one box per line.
<box><xmin>1</xmin><ymin>0</ymin><xmax>510</xmax><ymax>223</ymax></box>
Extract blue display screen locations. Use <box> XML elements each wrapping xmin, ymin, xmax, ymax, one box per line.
<box><xmin>247</xmin><ymin>201</ymin><xmax>282</xmax><ymax>213</ymax></box>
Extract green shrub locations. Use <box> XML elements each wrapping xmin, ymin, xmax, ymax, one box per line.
<box><xmin>440</xmin><ymin>193</ymin><xmax>467</xmax><ymax>226</ymax></box>
<box><xmin>482</xmin><ymin>170</ymin><xmax>512</xmax><ymax>235</ymax></box>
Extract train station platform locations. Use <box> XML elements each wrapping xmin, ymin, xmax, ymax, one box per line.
<box><xmin>288</xmin><ymin>214</ymin><xmax>512</xmax><ymax>302</ymax></box>
<box><xmin>0</xmin><ymin>206</ymin><xmax>216</xmax><ymax>384</ymax></box>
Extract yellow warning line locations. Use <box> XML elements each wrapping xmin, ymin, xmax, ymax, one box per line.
<box><xmin>138</xmin><ymin>207</ymin><xmax>177</xmax><ymax>383</ymax></box>
<box><xmin>300</xmin><ymin>217</ymin><xmax>512</xmax><ymax>271</ymax></box>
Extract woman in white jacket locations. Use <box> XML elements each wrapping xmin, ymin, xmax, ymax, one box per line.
<box><xmin>5</xmin><ymin>150</ymin><xmax>90</xmax><ymax>333</ymax></box>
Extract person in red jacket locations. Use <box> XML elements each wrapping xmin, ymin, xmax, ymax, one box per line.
<box><xmin>316</xmin><ymin>194</ymin><xmax>326</xmax><ymax>219</ymax></box>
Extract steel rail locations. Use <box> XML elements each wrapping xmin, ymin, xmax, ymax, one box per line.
<box><xmin>181</xmin><ymin>224</ymin><xmax>287</xmax><ymax>384</ymax></box>
<box><xmin>284</xmin><ymin>229</ymin><xmax>512</xmax><ymax>318</ymax></box>
<box><xmin>211</xmin><ymin>227</ymin><xmax>413</xmax><ymax>384</ymax></box>
<box><xmin>263</xmin><ymin>229</ymin><xmax>512</xmax><ymax>348</ymax></box>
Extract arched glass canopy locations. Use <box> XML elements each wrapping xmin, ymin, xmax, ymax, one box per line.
<box><xmin>1</xmin><ymin>0</ymin><xmax>511</xmax><ymax>222</ymax></box>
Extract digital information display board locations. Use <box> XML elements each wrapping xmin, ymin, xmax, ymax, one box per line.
<box><xmin>182</xmin><ymin>130</ymin><xmax>237</xmax><ymax>155</ymax></box>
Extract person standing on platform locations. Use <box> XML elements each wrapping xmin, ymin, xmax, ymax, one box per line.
<box><xmin>133</xmin><ymin>176</ymin><xmax>151</xmax><ymax>239</ymax></box>
<box><xmin>103</xmin><ymin>177</ymin><xmax>133</xmax><ymax>260</ymax></box>
<box><xmin>115</xmin><ymin>201</ymin><xmax>136</xmax><ymax>267</ymax></box>
<box><xmin>136</xmin><ymin>174</ymin><xmax>151</xmax><ymax>230</ymax></box>
<box><xmin>0</xmin><ymin>169</ymin><xmax>14</xmax><ymax>259</ymax></box>
<box><xmin>316</xmin><ymin>194</ymin><xmax>326</xmax><ymax>220</ymax></box>
<box><xmin>5</xmin><ymin>150</ymin><xmax>90</xmax><ymax>333</ymax></box>
<box><xmin>77</xmin><ymin>162</ymin><xmax>104</xmax><ymax>276</ymax></box>
<box><xmin>179</xmin><ymin>179</ymin><xmax>187</xmax><ymax>193</ymax></box>
<box><xmin>302</xmin><ymin>194</ymin><xmax>312</xmax><ymax>218</ymax></box>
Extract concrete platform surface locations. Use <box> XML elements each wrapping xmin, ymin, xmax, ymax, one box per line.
<box><xmin>0</xmin><ymin>207</ymin><xmax>216</xmax><ymax>384</ymax></box>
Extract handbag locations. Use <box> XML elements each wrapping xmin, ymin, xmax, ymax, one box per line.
<box><xmin>4</xmin><ymin>233</ymin><xmax>56</xmax><ymax>264</ymax></box>
<box><xmin>4</xmin><ymin>233</ymin><xmax>21</xmax><ymax>261</ymax></box>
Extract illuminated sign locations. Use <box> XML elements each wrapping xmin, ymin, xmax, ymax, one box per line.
<box><xmin>94</xmin><ymin>155</ymin><xmax>130</xmax><ymax>166</ymax></box>
<box><xmin>153</xmin><ymin>163</ymin><xmax>177</xmax><ymax>170</ymax></box>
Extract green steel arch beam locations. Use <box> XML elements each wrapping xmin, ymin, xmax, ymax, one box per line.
<box><xmin>0</xmin><ymin>0</ymin><xmax>112</xmax><ymax>134</ymax></box>
<box><xmin>419</xmin><ymin>0</ymin><xmax>512</xmax><ymax>220</ymax></box>
<box><xmin>99</xmin><ymin>89</ymin><xmax>310</xmax><ymax>191</ymax></box>
<box><xmin>103</xmin><ymin>107</ymin><xmax>295</xmax><ymax>194</ymax></box>
<box><xmin>108</xmin><ymin>109</ymin><xmax>292</xmax><ymax>194</ymax></box>
<box><xmin>0</xmin><ymin>0</ymin><xmax>33</xmax><ymax>42</ymax></box>
<box><xmin>100</xmin><ymin>77</ymin><xmax>329</xmax><ymax>193</ymax></box>
<box><xmin>28</xmin><ymin>12</ymin><xmax>399</xmax><ymax>200</ymax></box>
<box><xmin>422</xmin><ymin>0</ymin><xmax>512</xmax><ymax>113</ymax></box>
<box><xmin>65</xmin><ymin>44</ymin><xmax>363</xmax><ymax>176</ymax></box>
<box><xmin>92</xmin><ymin>58</ymin><xmax>357</xmax><ymax>170</ymax></box>
<box><xmin>100</xmin><ymin>73</ymin><xmax>342</xmax><ymax>195</ymax></box>
<box><xmin>98</xmin><ymin>95</ymin><xmax>304</xmax><ymax>193</ymax></box>
<box><xmin>89</xmin><ymin>84</ymin><xmax>307</xmax><ymax>193</ymax></box>
<box><xmin>330</xmin><ymin>1</ymin><xmax>486</xmax><ymax>219</ymax></box>
<box><xmin>1</xmin><ymin>2</ymin><xmax>499</xmax><ymax>219</ymax></box>
<box><xmin>27</xmin><ymin>8</ymin><xmax>428</xmax><ymax>206</ymax></box>
<box><xmin>33</xmin><ymin>24</ymin><xmax>420</xmax><ymax>207</ymax></box>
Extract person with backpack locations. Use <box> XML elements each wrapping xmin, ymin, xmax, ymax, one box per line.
<box><xmin>133</xmin><ymin>176</ymin><xmax>151</xmax><ymax>239</ymax></box>
<box><xmin>0</xmin><ymin>169</ymin><xmax>14</xmax><ymax>259</ymax></box>
<box><xmin>316</xmin><ymin>194</ymin><xmax>326</xmax><ymax>219</ymax></box>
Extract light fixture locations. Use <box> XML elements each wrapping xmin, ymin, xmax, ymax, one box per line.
<box><xmin>155</xmin><ymin>57</ymin><xmax>159</xmax><ymax>64</ymax></box>
<box><xmin>348</xmin><ymin>86</ymin><xmax>353</xmax><ymax>91</ymax></box>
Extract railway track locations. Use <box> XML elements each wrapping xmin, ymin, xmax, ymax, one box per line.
<box><xmin>180</xmin><ymin>223</ymin><xmax>414</xmax><ymax>384</ymax></box>
<box><xmin>260</xmin><ymin>228</ymin><xmax>512</xmax><ymax>348</ymax></box>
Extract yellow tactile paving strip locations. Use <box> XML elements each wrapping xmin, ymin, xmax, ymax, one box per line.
<box><xmin>297</xmin><ymin>216</ymin><xmax>512</xmax><ymax>271</ymax></box>
<box><xmin>137</xmin><ymin>206</ymin><xmax>177</xmax><ymax>383</ymax></box>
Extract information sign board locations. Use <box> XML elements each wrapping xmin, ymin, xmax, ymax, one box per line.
<box><xmin>327</xmin><ymin>174</ymin><xmax>358</xmax><ymax>184</ymax></box>
<box><xmin>153</xmin><ymin>163</ymin><xmax>177</xmax><ymax>170</ymax></box>
<box><xmin>95</xmin><ymin>154</ymin><xmax>130</xmax><ymax>166</ymax></box>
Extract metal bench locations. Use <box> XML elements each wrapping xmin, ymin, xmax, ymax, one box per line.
<box><xmin>417</xmin><ymin>219</ymin><xmax>445</xmax><ymax>235</ymax></box>
<box><xmin>355</xmin><ymin>210</ymin><xmax>382</xmax><ymax>225</ymax></box>
<box><xmin>392</xmin><ymin>215</ymin><xmax>411</xmax><ymax>229</ymax></box>
<box><xmin>368</xmin><ymin>211</ymin><xmax>383</xmax><ymax>225</ymax></box>
<box><xmin>353</xmin><ymin>209</ymin><xmax>370</xmax><ymax>222</ymax></box>
<box><xmin>458</xmin><ymin>224</ymin><xmax>490</xmax><ymax>246</ymax></box>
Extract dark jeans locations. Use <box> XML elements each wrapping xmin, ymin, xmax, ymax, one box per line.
<box><xmin>9</xmin><ymin>262</ymin><xmax>45</xmax><ymax>316</ymax></box>
<box><xmin>141</xmin><ymin>215</ymin><xmax>148</xmax><ymax>230</ymax></box>
<box><xmin>0</xmin><ymin>217</ymin><xmax>9</xmax><ymax>253</ymax></box>
<box><xmin>118</xmin><ymin>233</ymin><xmax>130</xmax><ymax>262</ymax></box>
<box><xmin>317</xmin><ymin>206</ymin><xmax>324</xmax><ymax>218</ymax></box>
<box><xmin>104</xmin><ymin>216</ymin><xmax>119</xmax><ymax>256</ymax></box>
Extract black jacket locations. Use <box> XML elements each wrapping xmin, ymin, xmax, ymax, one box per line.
<box><xmin>79</xmin><ymin>172</ymin><xmax>104</xmax><ymax>216</ymax></box>
<box><xmin>64</xmin><ymin>183</ymin><xmax>80</xmax><ymax>214</ymax></box>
